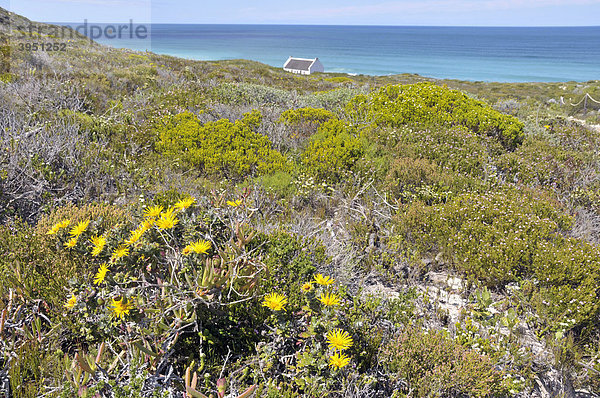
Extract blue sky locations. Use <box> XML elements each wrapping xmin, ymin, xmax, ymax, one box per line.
<box><xmin>2</xmin><ymin>0</ymin><xmax>600</xmax><ymax>26</ymax></box>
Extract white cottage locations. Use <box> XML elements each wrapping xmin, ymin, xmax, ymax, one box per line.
<box><xmin>283</xmin><ymin>57</ymin><xmax>324</xmax><ymax>75</ymax></box>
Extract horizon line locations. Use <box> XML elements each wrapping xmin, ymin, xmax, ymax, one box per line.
<box><xmin>49</xmin><ymin>21</ymin><xmax>600</xmax><ymax>28</ymax></box>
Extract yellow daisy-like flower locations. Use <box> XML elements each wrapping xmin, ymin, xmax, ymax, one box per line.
<box><xmin>93</xmin><ymin>263</ymin><xmax>109</xmax><ymax>285</ymax></box>
<box><xmin>143</xmin><ymin>205</ymin><xmax>163</xmax><ymax>219</ymax></box>
<box><xmin>125</xmin><ymin>227</ymin><xmax>144</xmax><ymax>246</ymax></box>
<box><xmin>182</xmin><ymin>239</ymin><xmax>211</xmax><ymax>255</ymax></box>
<box><xmin>326</xmin><ymin>329</ymin><xmax>353</xmax><ymax>351</ymax></box>
<box><xmin>262</xmin><ymin>293</ymin><xmax>287</xmax><ymax>311</ymax></box>
<box><xmin>314</xmin><ymin>273</ymin><xmax>334</xmax><ymax>286</ymax></box>
<box><xmin>174</xmin><ymin>197</ymin><xmax>195</xmax><ymax>211</ymax></box>
<box><xmin>111</xmin><ymin>245</ymin><xmax>129</xmax><ymax>261</ymax></box>
<box><xmin>226</xmin><ymin>199</ymin><xmax>242</xmax><ymax>207</ymax></box>
<box><xmin>301</xmin><ymin>282</ymin><xmax>314</xmax><ymax>293</ymax></box>
<box><xmin>64</xmin><ymin>237</ymin><xmax>78</xmax><ymax>248</ymax></box>
<box><xmin>69</xmin><ymin>220</ymin><xmax>90</xmax><ymax>237</ymax></box>
<box><xmin>319</xmin><ymin>292</ymin><xmax>341</xmax><ymax>307</ymax></box>
<box><xmin>89</xmin><ymin>235</ymin><xmax>107</xmax><ymax>257</ymax></box>
<box><xmin>329</xmin><ymin>352</ymin><xmax>350</xmax><ymax>370</ymax></box>
<box><xmin>64</xmin><ymin>293</ymin><xmax>77</xmax><ymax>309</ymax></box>
<box><xmin>140</xmin><ymin>219</ymin><xmax>154</xmax><ymax>231</ymax></box>
<box><xmin>47</xmin><ymin>219</ymin><xmax>71</xmax><ymax>235</ymax></box>
<box><xmin>110</xmin><ymin>297</ymin><xmax>133</xmax><ymax>319</ymax></box>
<box><xmin>155</xmin><ymin>209</ymin><xmax>179</xmax><ymax>230</ymax></box>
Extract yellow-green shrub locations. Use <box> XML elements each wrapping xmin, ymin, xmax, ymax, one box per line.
<box><xmin>300</xmin><ymin>119</ymin><xmax>365</xmax><ymax>183</ymax></box>
<box><xmin>346</xmin><ymin>82</ymin><xmax>525</xmax><ymax>149</ymax></box>
<box><xmin>156</xmin><ymin>110</ymin><xmax>287</xmax><ymax>179</ymax></box>
<box><xmin>279</xmin><ymin>107</ymin><xmax>336</xmax><ymax>125</ymax></box>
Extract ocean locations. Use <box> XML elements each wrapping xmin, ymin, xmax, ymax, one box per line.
<box><xmin>90</xmin><ymin>25</ymin><xmax>600</xmax><ymax>83</ymax></box>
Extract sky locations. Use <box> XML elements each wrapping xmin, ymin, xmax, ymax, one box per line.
<box><xmin>1</xmin><ymin>0</ymin><xmax>600</xmax><ymax>26</ymax></box>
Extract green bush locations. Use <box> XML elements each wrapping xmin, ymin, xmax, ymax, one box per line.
<box><xmin>380</xmin><ymin>327</ymin><xmax>510</xmax><ymax>397</ymax></box>
<box><xmin>385</xmin><ymin>156</ymin><xmax>483</xmax><ymax>204</ymax></box>
<box><xmin>397</xmin><ymin>189</ymin><xmax>572</xmax><ymax>287</ymax></box>
<box><xmin>156</xmin><ymin>110</ymin><xmax>287</xmax><ymax>179</ymax></box>
<box><xmin>497</xmin><ymin>137</ymin><xmax>586</xmax><ymax>190</ymax></box>
<box><xmin>279</xmin><ymin>107</ymin><xmax>336</xmax><ymax>125</ymax></box>
<box><xmin>396</xmin><ymin>188</ymin><xmax>600</xmax><ymax>334</ymax></box>
<box><xmin>301</xmin><ymin>119</ymin><xmax>365</xmax><ymax>183</ymax></box>
<box><xmin>346</xmin><ymin>83</ymin><xmax>525</xmax><ymax>149</ymax></box>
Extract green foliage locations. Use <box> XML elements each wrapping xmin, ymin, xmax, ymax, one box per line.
<box><xmin>380</xmin><ymin>327</ymin><xmax>510</xmax><ymax>397</ymax></box>
<box><xmin>156</xmin><ymin>110</ymin><xmax>287</xmax><ymax>179</ymax></box>
<box><xmin>398</xmin><ymin>189</ymin><xmax>572</xmax><ymax>286</ymax></box>
<box><xmin>397</xmin><ymin>188</ymin><xmax>600</xmax><ymax>334</ymax></box>
<box><xmin>497</xmin><ymin>136</ymin><xmax>586</xmax><ymax>190</ymax></box>
<box><xmin>385</xmin><ymin>156</ymin><xmax>481</xmax><ymax>204</ymax></box>
<box><xmin>253</xmin><ymin>231</ymin><xmax>323</xmax><ymax>307</ymax></box>
<box><xmin>301</xmin><ymin>119</ymin><xmax>365</xmax><ymax>183</ymax></box>
<box><xmin>346</xmin><ymin>82</ymin><xmax>525</xmax><ymax>149</ymax></box>
<box><xmin>258</xmin><ymin>170</ymin><xmax>296</xmax><ymax>197</ymax></box>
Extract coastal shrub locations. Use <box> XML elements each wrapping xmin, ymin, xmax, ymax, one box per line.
<box><xmin>346</xmin><ymin>82</ymin><xmax>525</xmax><ymax>149</ymax></box>
<box><xmin>366</xmin><ymin>125</ymin><xmax>501</xmax><ymax>178</ymax></box>
<box><xmin>396</xmin><ymin>189</ymin><xmax>600</xmax><ymax>334</ymax></box>
<box><xmin>497</xmin><ymin>137</ymin><xmax>586</xmax><ymax>190</ymax></box>
<box><xmin>301</xmin><ymin>119</ymin><xmax>365</xmax><ymax>183</ymax></box>
<box><xmin>279</xmin><ymin>107</ymin><xmax>336</xmax><ymax>125</ymax></box>
<box><xmin>380</xmin><ymin>327</ymin><xmax>510</xmax><ymax>397</ymax></box>
<box><xmin>210</xmin><ymin>82</ymin><xmax>292</xmax><ymax>106</ymax></box>
<box><xmin>278</xmin><ymin>107</ymin><xmax>337</xmax><ymax>144</ymax></box>
<box><xmin>385</xmin><ymin>157</ymin><xmax>479</xmax><ymax>204</ymax></box>
<box><xmin>155</xmin><ymin>110</ymin><xmax>287</xmax><ymax>179</ymax></box>
<box><xmin>300</xmin><ymin>87</ymin><xmax>361</xmax><ymax>110</ymax></box>
<box><xmin>397</xmin><ymin>189</ymin><xmax>572</xmax><ymax>287</ymax></box>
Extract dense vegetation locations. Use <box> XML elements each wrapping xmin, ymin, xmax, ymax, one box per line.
<box><xmin>2</xmin><ymin>6</ymin><xmax>600</xmax><ymax>397</ymax></box>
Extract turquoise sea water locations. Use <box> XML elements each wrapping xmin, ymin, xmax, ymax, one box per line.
<box><xmin>90</xmin><ymin>25</ymin><xmax>600</xmax><ymax>82</ymax></box>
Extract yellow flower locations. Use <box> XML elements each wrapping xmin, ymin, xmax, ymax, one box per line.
<box><xmin>182</xmin><ymin>239</ymin><xmax>211</xmax><ymax>255</ymax></box>
<box><xmin>301</xmin><ymin>282</ymin><xmax>314</xmax><ymax>293</ymax></box>
<box><xmin>110</xmin><ymin>297</ymin><xmax>133</xmax><ymax>319</ymax></box>
<box><xmin>140</xmin><ymin>219</ymin><xmax>154</xmax><ymax>231</ymax></box>
<box><xmin>125</xmin><ymin>227</ymin><xmax>144</xmax><ymax>246</ymax></box>
<box><xmin>155</xmin><ymin>208</ymin><xmax>179</xmax><ymax>230</ymax></box>
<box><xmin>64</xmin><ymin>293</ymin><xmax>77</xmax><ymax>309</ymax></box>
<box><xmin>262</xmin><ymin>292</ymin><xmax>287</xmax><ymax>311</ymax></box>
<box><xmin>93</xmin><ymin>263</ymin><xmax>109</xmax><ymax>285</ymax></box>
<box><xmin>143</xmin><ymin>205</ymin><xmax>163</xmax><ymax>219</ymax></box>
<box><xmin>89</xmin><ymin>235</ymin><xmax>107</xmax><ymax>257</ymax></box>
<box><xmin>47</xmin><ymin>219</ymin><xmax>70</xmax><ymax>235</ymax></box>
<box><xmin>226</xmin><ymin>199</ymin><xmax>242</xmax><ymax>207</ymax></box>
<box><xmin>326</xmin><ymin>329</ymin><xmax>353</xmax><ymax>351</ymax></box>
<box><xmin>329</xmin><ymin>352</ymin><xmax>350</xmax><ymax>370</ymax></box>
<box><xmin>544</xmin><ymin>125</ymin><xmax>551</xmax><ymax>129</ymax></box>
<box><xmin>69</xmin><ymin>220</ymin><xmax>90</xmax><ymax>237</ymax></box>
<box><xmin>319</xmin><ymin>292</ymin><xmax>340</xmax><ymax>307</ymax></box>
<box><xmin>314</xmin><ymin>273</ymin><xmax>334</xmax><ymax>286</ymax></box>
<box><xmin>174</xmin><ymin>197</ymin><xmax>195</xmax><ymax>211</ymax></box>
<box><xmin>64</xmin><ymin>237</ymin><xmax>78</xmax><ymax>248</ymax></box>
<box><xmin>111</xmin><ymin>245</ymin><xmax>129</xmax><ymax>261</ymax></box>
